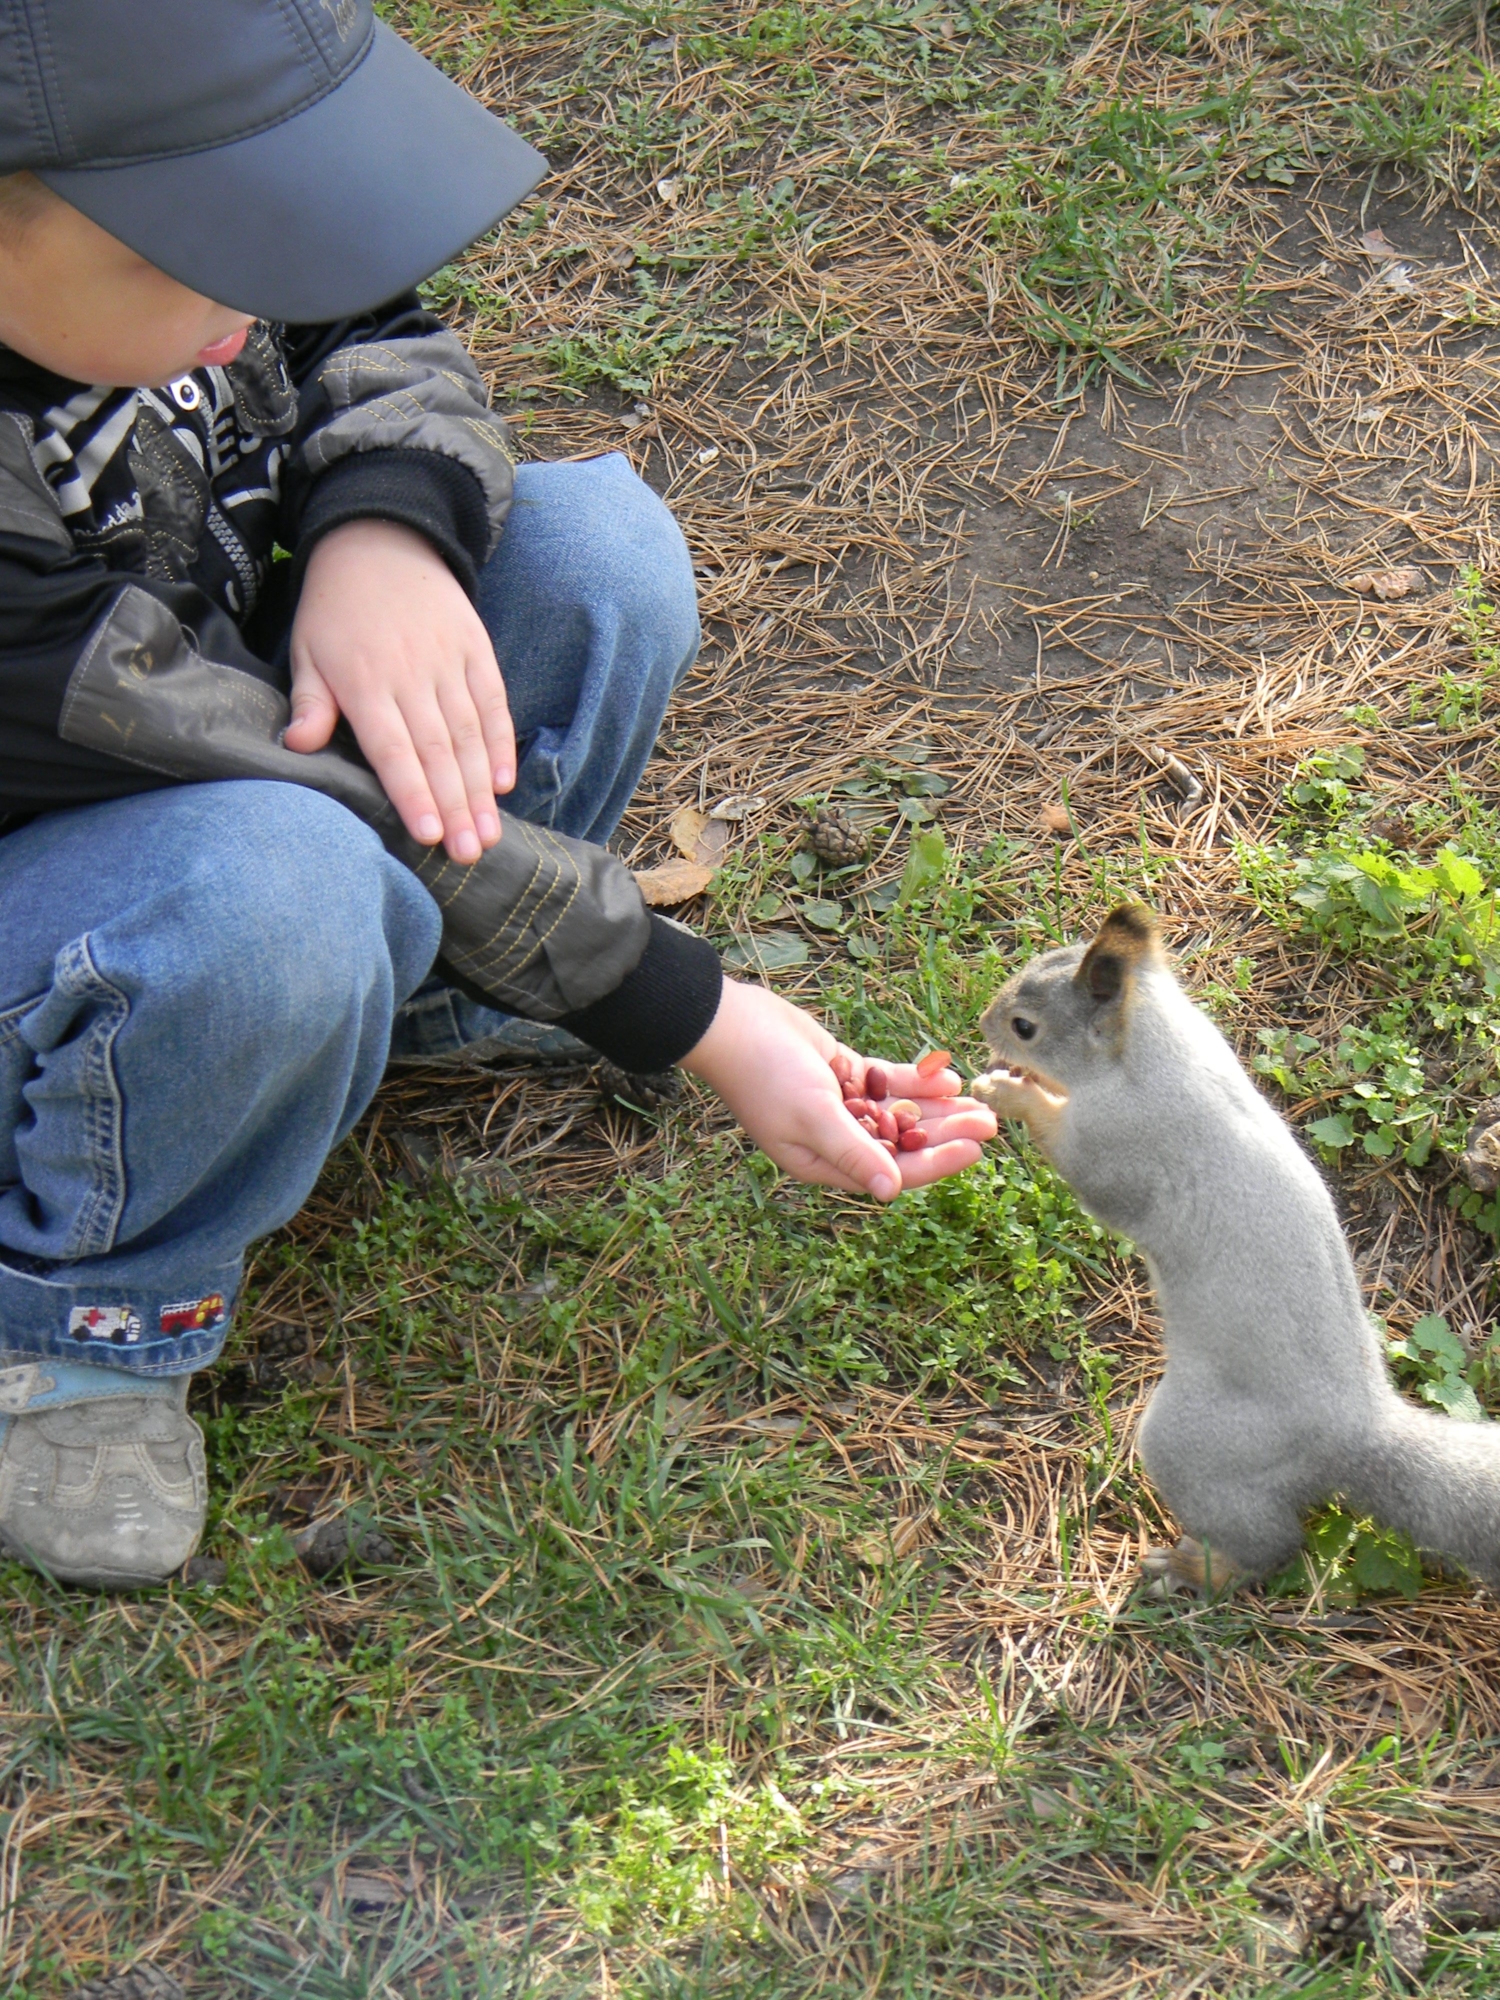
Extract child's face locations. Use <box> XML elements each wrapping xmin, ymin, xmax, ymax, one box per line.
<box><xmin>0</xmin><ymin>183</ymin><xmax>254</xmax><ymax>387</ymax></box>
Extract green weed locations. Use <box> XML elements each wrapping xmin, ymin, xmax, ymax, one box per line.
<box><xmin>1240</xmin><ymin>741</ymin><xmax>1500</xmax><ymax>1193</ymax></box>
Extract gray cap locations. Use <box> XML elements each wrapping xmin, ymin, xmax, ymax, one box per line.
<box><xmin>0</xmin><ymin>0</ymin><xmax>547</xmax><ymax>321</ymax></box>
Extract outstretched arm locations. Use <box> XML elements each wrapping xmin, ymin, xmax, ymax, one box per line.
<box><xmin>684</xmin><ymin>977</ymin><xmax>997</xmax><ymax>1201</ymax></box>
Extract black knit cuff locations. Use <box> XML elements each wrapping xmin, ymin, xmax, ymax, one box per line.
<box><xmin>557</xmin><ymin>915</ymin><xmax>723</xmax><ymax>1072</ymax></box>
<box><xmin>292</xmin><ymin>448</ymin><xmax>491</xmax><ymax>596</ymax></box>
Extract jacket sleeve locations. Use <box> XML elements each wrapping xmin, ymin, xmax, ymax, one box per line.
<box><xmin>48</xmin><ymin>581</ymin><xmax>722</xmax><ymax>1061</ymax></box>
<box><xmin>0</xmin><ymin>521</ymin><xmax>278</xmax><ymax>822</ymax></box>
<box><xmin>280</xmin><ymin>295</ymin><xmax>515</xmax><ymax>595</ymax></box>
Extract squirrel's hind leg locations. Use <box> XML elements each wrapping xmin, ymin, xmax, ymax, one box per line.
<box><xmin>1139</xmin><ymin>1384</ymin><xmax>1308</xmax><ymax>1588</ymax></box>
<box><xmin>1141</xmin><ymin>1536</ymin><xmax>1246</xmax><ymax>1597</ymax></box>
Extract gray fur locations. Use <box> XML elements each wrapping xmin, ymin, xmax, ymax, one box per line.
<box><xmin>976</xmin><ymin>910</ymin><xmax>1500</xmax><ymax>1587</ymax></box>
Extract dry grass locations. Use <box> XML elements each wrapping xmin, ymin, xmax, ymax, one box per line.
<box><xmin>15</xmin><ymin>4</ymin><xmax>1500</xmax><ymax>1996</ymax></box>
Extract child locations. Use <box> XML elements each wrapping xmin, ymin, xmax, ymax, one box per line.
<box><xmin>0</xmin><ymin>0</ymin><xmax>996</xmax><ymax>1589</ymax></box>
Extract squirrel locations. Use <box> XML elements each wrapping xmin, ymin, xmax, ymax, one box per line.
<box><xmin>970</xmin><ymin>902</ymin><xmax>1500</xmax><ymax>1594</ymax></box>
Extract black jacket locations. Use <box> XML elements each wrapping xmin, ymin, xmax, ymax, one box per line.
<box><xmin>0</xmin><ymin>303</ymin><xmax>720</xmax><ymax>1071</ymax></box>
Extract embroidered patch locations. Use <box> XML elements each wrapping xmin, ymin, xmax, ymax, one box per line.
<box><xmin>158</xmin><ymin>1293</ymin><xmax>228</xmax><ymax>1337</ymax></box>
<box><xmin>67</xmin><ymin>1304</ymin><xmax>143</xmax><ymax>1345</ymax></box>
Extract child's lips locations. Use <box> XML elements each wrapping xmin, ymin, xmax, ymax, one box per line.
<box><xmin>196</xmin><ymin>326</ymin><xmax>250</xmax><ymax>367</ymax></box>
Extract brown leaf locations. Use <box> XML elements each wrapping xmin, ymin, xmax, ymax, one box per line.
<box><xmin>1040</xmin><ymin>802</ymin><xmax>1072</xmax><ymax>835</ymax></box>
<box><xmin>633</xmin><ymin>859</ymin><xmax>716</xmax><ymax>906</ymax></box>
<box><xmin>1348</xmin><ymin>565</ymin><xmax>1425</xmax><ymax>600</ymax></box>
<box><xmin>669</xmin><ymin>804</ymin><xmax>732</xmax><ymax>865</ymax></box>
<box><xmin>1359</xmin><ymin>227</ymin><xmax>1402</xmax><ymax>259</ymax></box>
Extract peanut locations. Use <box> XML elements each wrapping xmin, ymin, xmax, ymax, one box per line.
<box><xmin>875</xmin><ymin>1107</ymin><xmax>899</xmax><ymax>1143</ymax></box>
<box><xmin>865</xmin><ymin>1064</ymin><xmax>889</xmax><ymax>1102</ymax></box>
<box><xmin>889</xmin><ymin>1099</ymin><xmax>920</xmax><ymax>1132</ymax></box>
<box><xmin>843</xmin><ymin>1096</ymin><xmax>872</xmax><ymax>1120</ymax></box>
<box><xmin>915</xmin><ymin>1049</ymin><xmax>952</xmax><ymax>1080</ymax></box>
<box><xmin>898</xmin><ymin>1128</ymin><xmax>929</xmax><ymax>1152</ymax></box>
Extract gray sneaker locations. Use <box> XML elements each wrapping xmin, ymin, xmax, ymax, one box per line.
<box><xmin>0</xmin><ymin>1369</ymin><xmax>205</xmax><ymax>1589</ymax></box>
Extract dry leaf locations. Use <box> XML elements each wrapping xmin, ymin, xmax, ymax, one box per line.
<box><xmin>1349</xmin><ymin>565</ymin><xmax>1424</xmax><ymax>600</ymax></box>
<box><xmin>633</xmin><ymin>859</ymin><xmax>716</xmax><ymax>906</ymax></box>
<box><xmin>654</xmin><ymin>176</ymin><xmax>680</xmax><ymax>205</ymax></box>
<box><xmin>1040</xmin><ymin>802</ymin><xmax>1072</xmax><ymax>835</ymax></box>
<box><xmin>1382</xmin><ymin>262</ymin><xmax>1415</xmax><ymax>292</ymax></box>
<box><xmin>708</xmin><ymin>792</ymin><xmax>767</xmax><ymax>820</ymax></box>
<box><xmin>1359</xmin><ymin>226</ymin><xmax>1402</xmax><ymax>259</ymax></box>
<box><xmin>669</xmin><ymin>804</ymin><xmax>732</xmax><ymax>864</ymax></box>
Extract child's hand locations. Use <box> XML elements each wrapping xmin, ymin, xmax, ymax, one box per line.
<box><xmin>286</xmin><ymin>519</ymin><xmax>515</xmax><ymax>864</ymax></box>
<box><xmin>683</xmin><ymin>978</ymin><xmax>997</xmax><ymax>1201</ymax></box>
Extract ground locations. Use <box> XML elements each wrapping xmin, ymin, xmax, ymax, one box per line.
<box><xmin>19</xmin><ymin>5</ymin><xmax>1500</xmax><ymax>1996</ymax></box>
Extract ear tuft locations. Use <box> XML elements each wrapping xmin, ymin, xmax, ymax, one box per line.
<box><xmin>1075</xmin><ymin>902</ymin><xmax>1160</xmax><ymax>1006</ymax></box>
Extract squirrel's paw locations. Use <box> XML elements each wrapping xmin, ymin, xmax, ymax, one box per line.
<box><xmin>972</xmin><ymin>1065</ymin><xmax>1067</xmax><ymax>1123</ymax></box>
<box><xmin>1140</xmin><ymin>1536</ymin><xmax>1245</xmax><ymax>1598</ymax></box>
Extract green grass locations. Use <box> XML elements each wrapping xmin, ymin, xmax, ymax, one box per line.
<box><xmin>22</xmin><ymin>4</ymin><xmax>1500</xmax><ymax>1992</ymax></box>
<box><xmin>15</xmin><ymin>822</ymin><xmax>1500</xmax><ymax>1992</ymax></box>
<box><xmin>1238</xmin><ymin>575</ymin><xmax>1500</xmax><ymax>1204</ymax></box>
<box><xmin>395</xmin><ymin>0</ymin><xmax>1500</xmax><ymax>391</ymax></box>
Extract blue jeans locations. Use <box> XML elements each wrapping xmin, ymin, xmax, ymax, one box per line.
<box><xmin>0</xmin><ymin>455</ymin><xmax>697</xmax><ymax>1376</ymax></box>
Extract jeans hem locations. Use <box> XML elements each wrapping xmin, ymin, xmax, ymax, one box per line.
<box><xmin>0</xmin><ymin>1256</ymin><xmax>236</xmax><ymax>1375</ymax></box>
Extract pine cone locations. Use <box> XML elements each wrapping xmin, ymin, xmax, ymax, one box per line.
<box><xmin>1300</xmin><ymin>1878</ymin><xmax>1380</xmax><ymax>1956</ymax></box>
<box><xmin>596</xmin><ymin>1063</ymin><xmax>683</xmax><ymax>1113</ymax></box>
<box><xmin>807</xmin><ymin>805</ymin><xmax>868</xmax><ymax>868</ymax></box>
<box><xmin>75</xmin><ymin>1970</ymin><xmax>185</xmax><ymax>2000</ymax></box>
<box><xmin>1437</xmin><ymin>1874</ymin><xmax>1500</xmax><ymax>1929</ymax></box>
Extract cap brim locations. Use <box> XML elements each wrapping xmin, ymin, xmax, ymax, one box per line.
<box><xmin>38</xmin><ymin>23</ymin><xmax>546</xmax><ymax>322</ymax></box>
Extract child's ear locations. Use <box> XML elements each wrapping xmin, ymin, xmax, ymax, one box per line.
<box><xmin>1075</xmin><ymin>903</ymin><xmax>1160</xmax><ymax>1006</ymax></box>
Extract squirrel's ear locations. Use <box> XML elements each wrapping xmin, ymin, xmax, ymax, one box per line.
<box><xmin>1075</xmin><ymin>903</ymin><xmax>1160</xmax><ymax>1006</ymax></box>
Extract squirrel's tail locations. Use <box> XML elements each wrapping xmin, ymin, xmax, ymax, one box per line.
<box><xmin>1341</xmin><ymin>1400</ymin><xmax>1500</xmax><ymax>1587</ymax></box>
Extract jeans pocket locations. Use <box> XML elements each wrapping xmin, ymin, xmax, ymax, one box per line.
<box><xmin>3</xmin><ymin>941</ymin><xmax>130</xmax><ymax>1262</ymax></box>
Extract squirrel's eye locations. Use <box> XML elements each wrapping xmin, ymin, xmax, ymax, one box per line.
<box><xmin>1012</xmin><ymin>1015</ymin><xmax>1037</xmax><ymax>1042</ymax></box>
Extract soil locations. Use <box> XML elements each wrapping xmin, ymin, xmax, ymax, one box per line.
<box><xmin>940</xmin><ymin>175</ymin><xmax>1500</xmax><ymax>697</ymax></box>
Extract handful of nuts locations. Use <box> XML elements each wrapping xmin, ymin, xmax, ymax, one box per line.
<box><xmin>836</xmin><ymin>1049</ymin><xmax>951</xmax><ymax>1157</ymax></box>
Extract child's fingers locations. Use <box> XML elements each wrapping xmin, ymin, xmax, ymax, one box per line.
<box><xmin>467</xmin><ymin>646</ymin><xmax>516</xmax><ymax>795</ymax></box>
<box><xmin>909</xmin><ymin>1099</ymin><xmax>998</xmax><ymax>1145</ymax></box>
<box><xmin>880</xmin><ymin>1061</ymin><xmax>963</xmax><ymax>1099</ymax></box>
<box><xmin>435</xmin><ymin>679</ymin><xmax>503</xmax><ymax>850</ymax></box>
<box><xmin>346</xmin><ymin>693</ymin><xmax>471</xmax><ymax>859</ymax></box>
<box><xmin>395</xmin><ymin>693</ymin><xmax>487</xmax><ymax>863</ymax></box>
<box><xmin>820</xmin><ymin>1116</ymin><xmax>902</xmax><ymax>1200</ymax></box>
<box><xmin>284</xmin><ymin>653</ymin><xmax>338</xmax><ymax>753</ymax></box>
<box><xmin>895</xmin><ymin>1137</ymin><xmax>986</xmax><ymax>1188</ymax></box>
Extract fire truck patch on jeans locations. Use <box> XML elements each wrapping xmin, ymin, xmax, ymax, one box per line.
<box><xmin>67</xmin><ymin>1304</ymin><xmax>144</xmax><ymax>1345</ymax></box>
<box><xmin>158</xmin><ymin>1293</ymin><xmax>228</xmax><ymax>1337</ymax></box>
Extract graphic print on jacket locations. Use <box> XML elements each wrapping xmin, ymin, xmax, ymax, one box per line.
<box><xmin>35</xmin><ymin>322</ymin><xmax>297</xmax><ymax>618</ymax></box>
<box><xmin>0</xmin><ymin>297</ymin><xmax>517</xmax><ymax>821</ymax></box>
